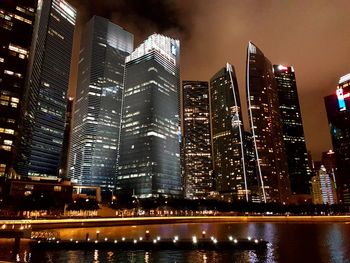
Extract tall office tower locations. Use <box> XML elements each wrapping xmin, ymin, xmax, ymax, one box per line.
<box><xmin>182</xmin><ymin>80</ymin><xmax>212</xmax><ymax>199</ymax></box>
<box><xmin>311</xmin><ymin>165</ymin><xmax>337</xmax><ymax>205</ymax></box>
<box><xmin>246</xmin><ymin>42</ymin><xmax>291</xmax><ymax>203</ymax></box>
<box><xmin>68</xmin><ymin>16</ymin><xmax>133</xmax><ymax>197</ymax></box>
<box><xmin>0</xmin><ymin>1</ymin><xmax>37</xmax><ymax>177</ymax></box>
<box><xmin>16</xmin><ymin>0</ymin><xmax>76</xmax><ymax>178</ymax></box>
<box><xmin>325</xmin><ymin>73</ymin><xmax>350</xmax><ymax>205</ymax></box>
<box><xmin>59</xmin><ymin>97</ymin><xmax>73</xmax><ymax>178</ymax></box>
<box><xmin>210</xmin><ymin>64</ymin><xmax>248</xmax><ymax>202</ymax></box>
<box><xmin>117</xmin><ymin>34</ymin><xmax>182</xmax><ymax>198</ymax></box>
<box><xmin>273</xmin><ymin>65</ymin><xmax>311</xmax><ymax>195</ymax></box>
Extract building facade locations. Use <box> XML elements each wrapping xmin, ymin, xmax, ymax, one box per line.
<box><xmin>16</xmin><ymin>0</ymin><xmax>76</xmax><ymax>178</ymax></box>
<box><xmin>246</xmin><ymin>42</ymin><xmax>291</xmax><ymax>203</ymax></box>
<box><xmin>311</xmin><ymin>165</ymin><xmax>337</xmax><ymax>205</ymax></box>
<box><xmin>273</xmin><ymin>65</ymin><xmax>311</xmax><ymax>195</ymax></box>
<box><xmin>182</xmin><ymin>80</ymin><xmax>212</xmax><ymax>199</ymax></box>
<box><xmin>325</xmin><ymin>73</ymin><xmax>350</xmax><ymax>205</ymax></box>
<box><xmin>117</xmin><ymin>34</ymin><xmax>182</xmax><ymax>198</ymax></box>
<box><xmin>68</xmin><ymin>16</ymin><xmax>133</xmax><ymax>197</ymax></box>
<box><xmin>0</xmin><ymin>0</ymin><xmax>37</xmax><ymax>177</ymax></box>
<box><xmin>210</xmin><ymin>64</ymin><xmax>248</xmax><ymax>202</ymax></box>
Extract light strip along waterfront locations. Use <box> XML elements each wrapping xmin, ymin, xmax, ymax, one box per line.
<box><xmin>1</xmin><ymin>216</ymin><xmax>350</xmax><ymax>230</ymax></box>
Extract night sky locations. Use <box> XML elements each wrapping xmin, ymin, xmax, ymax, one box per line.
<box><xmin>66</xmin><ymin>0</ymin><xmax>350</xmax><ymax>160</ymax></box>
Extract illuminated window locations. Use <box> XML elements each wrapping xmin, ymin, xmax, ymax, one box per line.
<box><xmin>54</xmin><ymin>186</ymin><xmax>62</xmax><ymax>192</ymax></box>
<box><xmin>0</xmin><ymin>145</ymin><xmax>11</xmax><ymax>151</ymax></box>
<box><xmin>4</xmin><ymin>129</ymin><xmax>14</xmax><ymax>134</ymax></box>
<box><xmin>3</xmin><ymin>140</ymin><xmax>12</xmax><ymax>145</ymax></box>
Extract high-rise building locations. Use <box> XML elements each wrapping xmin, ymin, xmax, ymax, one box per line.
<box><xmin>273</xmin><ymin>65</ymin><xmax>311</xmax><ymax>195</ymax></box>
<box><xmin>246</xmin><ymin>42</ymin><xmax>291</xmax><ymax>203</ymax></box>
<box><xmin>182</xmin><ymin>80</ymin><xmax>212</xmax><ymax>199</ymax></box>
<box><xmin>68</xmin><ymin>16</ymin><xmax>133</xmax><ymax>197</ymax></box>
<box><xmin>16</xmin><ymin>0</ymin><xmax>76</xmax><ymax>178</ymax></box>
<box><xmin>0</xmin><ymin>1</ymin><xmax>37</xmax><ymax>177</ymax></box>
<box><xmin>325</xmin><ymin>73</ymin><xmax>350</xmax><ymax>205</ymax></box>
<box><xmin>117</xmin><ymin>34</ymin><xmax>182</xmax><ymax>198</ymax></box>
<box><xmin>311</xmin><ymin>165</ymin><xmax>337</xmax><ymax>205</ymax></box>
<box><xmin>210</xmin><ymin>64</ymin><xmax>248</xmax><ymax>202</ymax></box>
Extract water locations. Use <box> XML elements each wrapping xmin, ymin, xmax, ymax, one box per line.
<box><xmin>1</xmin><ymin>222</ymin><xmax>350</xmax><ymax>262</ymax></box>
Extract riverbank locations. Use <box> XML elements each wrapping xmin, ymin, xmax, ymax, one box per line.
<box><xmin>1</xmin><ymin>215</ymin><xmax>350</xmax><ymax>230</ymax></box>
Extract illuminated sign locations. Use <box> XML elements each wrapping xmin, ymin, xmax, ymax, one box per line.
<box><xmin>336</xmin><ymin>88</ymin><xmax>346</xmax><ymax>111</ymax></box>
<box><xmin>171</xmin><ymin>44</ymin><xmax>177</xmax><ymax>56</ymax></box>
<box><xmin>277</xmin><ymin>65</ymin><xmax>288</xmax><ymax>71</ymax></box>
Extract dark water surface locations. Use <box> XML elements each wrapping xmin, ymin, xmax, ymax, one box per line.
<box><xmin>1</xmin><ymin>222</ymin><xmax>350</xmax><ymax>262</ymax></box>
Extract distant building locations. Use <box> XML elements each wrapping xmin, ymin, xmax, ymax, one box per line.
<box><xmin>246</xmin><ymin>42</ymin><xmax>291</xmax><ymax>203</ymax></box>
<box><xmin>311</xmin><ymin>165</ymin><xmax>337</xmax><ymax>205</ymax></box>
<box><xmin>210</xmin><ymin>64</ymin><xmax>248</xmax><ymax>202</ymax></box>
<box><xmin>273</xmin><ymin>65</ymin><xmax>311</xmax><ymax>195</ymax></box>
<box><xmin>117</xmin><ymin>34</ymin><xmax>182</xmax><ymax>198</ymax></box>
<box><xmin>68</xmin><ymin>16</ymin><xmax>133</xmax><ymax>198</ymax></box>
<box><xmin>324</xmin><ymin>73</ymin><xmax>350</xmax><ymax>205</ymax></box>
<box><xmin>182</xmin><ymin>81</ymin><xmax>213</xmax><ymax>199</ymax></box>
<box><xmin>16</xmin><ymin>0</ymin><xmax>76</xmax><ymax>178</ymax></box>
<box><xmin>0</xmin><ymin>1</ymin><xmax>37</xmax><ymax>177</ymax></box>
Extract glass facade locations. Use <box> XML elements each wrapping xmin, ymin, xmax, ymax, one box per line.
<box><xmin>325</xmin><ymin>74</ymin><xmax>350</xmax><ymax>205</ymax></box>
<box><xmin>117</xmin><ymin>34</ymin><xmax>182</xmax><ymax>198</ymax></box>
<box><xmin>246</xmin><ymin>42</ymin><xmax>291</xmax><ymax>203</ymax></box>
<box><xmin>0</xmin><ymin>0</ymin><xmax>37</xmax><ymax>177</ymax></box>
<box><xmin>16</xmin><ymin>0</ymin><xmax>76</xmax><ymax>178</ymax></box>
<box><xmin>273</xmin><ymin>65</ymin><xmax>311</xmax><ymax>195</ymax></box>
<box><xmin>182</xmin><ymin>80</ymin><xmax>212</xmax><ymax>199</ymax></box>
<box><xmin>68</xmin><ymin>16</ymin><xmax>133</xmax><ymax>196</ymax></box>
<box><xmin>210</xmin><ymin>64</ymin><xmax>247</xmax><ymax>202</ymax></box>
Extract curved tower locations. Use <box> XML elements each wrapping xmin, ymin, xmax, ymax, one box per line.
<box><xmin>246</xmin><ymin>42</ymin><xmax>291</xmax><ymax>203</ymax></box>
<box><xmin>210</xmin><ymin>64</ymin><xmax>247</xmax><ymax>202</ymax></box>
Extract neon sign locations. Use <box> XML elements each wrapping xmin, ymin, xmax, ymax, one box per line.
<box><xmin>336</xmin><ymin>88</ymin><xmax>346</xmax><ymax>111</ymax></box>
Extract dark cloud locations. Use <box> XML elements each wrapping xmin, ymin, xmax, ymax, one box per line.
<box><xmin>67</xmin><ymin>0</ymin><xmax>190</xmax><ymax>41</ymax></box>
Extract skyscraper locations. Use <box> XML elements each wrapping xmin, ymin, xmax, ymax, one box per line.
<box><xmin>68</xmin><ymin>16</ymin><xmax>133</xmax><ymax>197</ymax></box>
<box><xmin>325</xmin><ymin>73</ymin><xmax>350</xmax><ymax>205</ymax></box>
<box><xmin>182</xmin><ymin>80</ymin><xmax>212</xmax><ymax>199</ymax></box>
<box><xmin>117</xmin><ymin>34</ymin><xmax>182</xmax><ymax>198</ymax></box>
<box><xmin>210</xmin><ymin>64</ymin><xmax>248</xmax><ymax>202</ymax></box>
<box><xmin>311</xmin><ymin>165</ymin><xmax>337</xmax><ymax>205</ymax></box>
<box><xmin>16</xmin><ymin>0</ymin><xmax>76</xmax><ymax>178</ymax></box>
<box><xmin>273</xmin><ymin>65</ymin><xmax>311</xmax><ymax>195</ymax></box>
<box><xmin>0</xmin><ymin>1</ymin><xmax>37</xmax><ymax>177</ymax></box>
<box><xmin>246</xmin><ymin>42</ymin><xmax>291</xmax><ymax>203</ymax></box>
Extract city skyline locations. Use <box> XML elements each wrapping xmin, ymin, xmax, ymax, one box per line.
<box><xmin>66</xmin><ymin>0</ymin><xmax>350</xmax><ymax>160</ymax></box>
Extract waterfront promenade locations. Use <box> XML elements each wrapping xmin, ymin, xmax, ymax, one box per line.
<box><xmin>1</xmin><ymin>215</ymin><xmax>350</xmax><ymax>230</ymax></box>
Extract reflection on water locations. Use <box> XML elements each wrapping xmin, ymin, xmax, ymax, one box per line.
<box><xmin>0</xmin><ymin>222</ymin><xmax>350</xmax><ymax>262</ymax></box>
